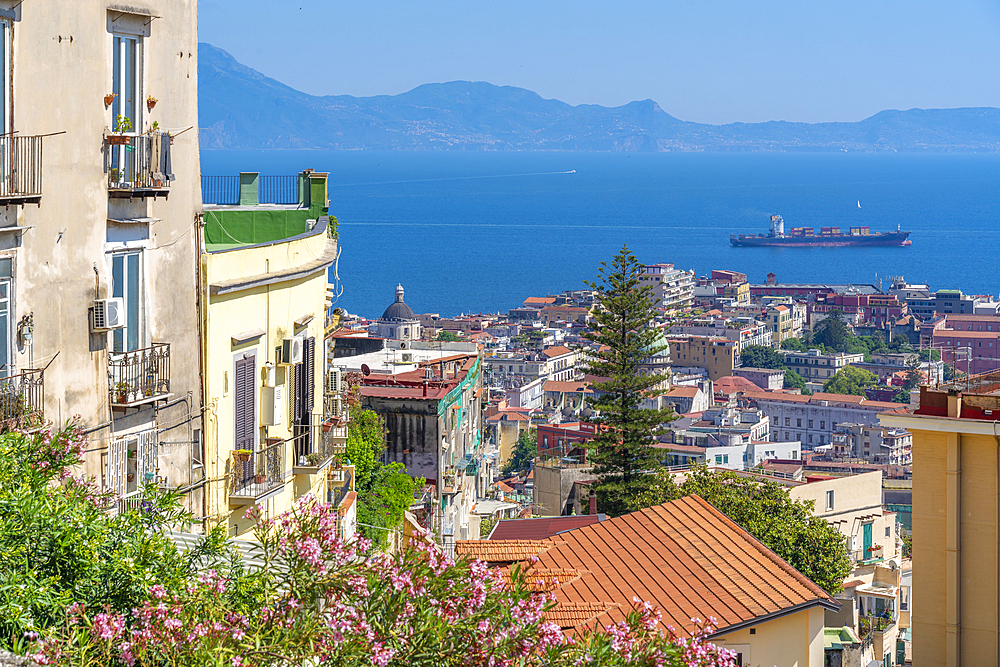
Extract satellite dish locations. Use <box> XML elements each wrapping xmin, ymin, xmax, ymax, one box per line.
<box><xmin>361</xmin><ymin>364</ymin><xmax>371</xmax><ymax>376</ymax></box>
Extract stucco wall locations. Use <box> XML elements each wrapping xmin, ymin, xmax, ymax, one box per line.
<box><xmin>202</xmin><ymin>226</ymin><xmax>330</xmax><ymax>536</ymax></box>
<box><xmin>2</xmin><ymin>1</ymin><xmax>201</xmax><ymax>506</ymax></box>
<box><xmin>714</xmin><ymin>605</ymin><xmax>826</xmax><ymax>667</ymax></box>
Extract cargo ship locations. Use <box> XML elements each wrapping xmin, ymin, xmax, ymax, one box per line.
<box><xmin>731</xmin><ymin>215</ymin><xmax>911</xmax><ymax>247</ymax></box>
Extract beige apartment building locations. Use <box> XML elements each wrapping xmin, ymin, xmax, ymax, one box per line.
<box><xmin>881</xmin><ymin>381</ymin><xmax>1000</xmax><ymax>667</ymax></box>
<box><xmin>0</xmin><ymin>2</ymin><xmax>203</xmax><ymax>511</ymax></box>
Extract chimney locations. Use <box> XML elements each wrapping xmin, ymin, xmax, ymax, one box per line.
<box><xmin>423</xmin><ymin>380</ymin><xmax>428</xmax><ymax>397</ymax></box>
<box><xmin>589</xmin><ymin>488</ymin><xmax>597</xmax><ymax>516</ymax></box>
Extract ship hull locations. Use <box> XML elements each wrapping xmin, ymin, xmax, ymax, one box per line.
<box><xmin>730</xmin><ymin>230</ymin><xmax>911</xmax><ymax>247</ymax></box>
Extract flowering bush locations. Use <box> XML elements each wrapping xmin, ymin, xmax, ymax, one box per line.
<box><xmin>28</xmin><ymin>492</ymin><xmax>736</xmax><ymax>667</ymax></box>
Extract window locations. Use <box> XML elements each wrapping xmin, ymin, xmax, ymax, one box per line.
<box><xmin>885</xmin><ymin>526</ymin><xmax>891</xmax><ymax>537</ymax></box>
<box><xmin>785</xmin><ymin>431</ymin><xmax>789</xmax><ymax>439</ymax></box>
<box><xmin>110</xmin><ymin>250</ymin><xmax>143</xmax><ymax>353</ymax></box>
<box><xmin>808</xmin><ymin>420</ymin><xmax>813</xmax><ymax>428</ymax></box>
<box><xmin>791</xmin><ymin>450</ymin><xmax>797</xmax><ymax>459</ymax></box>
<box><xmin>826</xmin><ymin>489</ymin><xmax>834</xmax><ymax>511</ymax></box>
<box><xmin>785</xmin><ymin>418</ymin><xmax>790</xmax><ymax>426</ymax></box>
<box><xmin>715</xmin><ymin>454</ymin><xmax>722</xmax><ymax>465</ymax></box>
<box><xmin>723</xmin><ymin>454</ymin><xmax>729</xmax><ymax>464</ymax></box>
<box><xmin>112</xmin><ymin>33</ymin><xmax>142</xmax><ymax>130</ymax></box>
<box><xmin>808</xmin><ymin>434</ymin><xmax>813</xmax><ymax>443</ymax></box>
<box><xmin>796</xmin><ymin>418</ymin><xmax>802</xmax><ymax>427</ymax></box>
<box><xmin>820</xmin><ymin>421</ymin><xmax>825</xmax><ymax>429</ymax></box>
<box><xmin>234</xmin><ymin>352</ymin><xmax>256</xmax><ymax>454</ymax></box>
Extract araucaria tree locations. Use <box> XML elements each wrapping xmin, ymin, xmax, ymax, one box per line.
<box><xmin>582</xmin><ymin>245</ymin><xmax>673</xmax><ymax>516</ymax></box>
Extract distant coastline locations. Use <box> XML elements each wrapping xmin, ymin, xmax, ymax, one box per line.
<box><xmin>198</xmin><ymin>43</ymin><xmax>1000</xmax><ymax>153</ymax></box>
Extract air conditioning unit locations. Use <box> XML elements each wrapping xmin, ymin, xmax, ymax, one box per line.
<box><xmin>261</xmin><ymin>385</ymin><xmax>284</xmax><ymax>426</ymax></box>
<box><xmin>401</xmin><ymin>352</ymin><xmax>413</xmax><ymax>363</ymax></box>
<box><xmin>279</xmin><ymin>336</ymin><xmax>304</xmax><ymax>365</ymax></box>
<box><xmin>331</xmin><ymin>395</ymin><xmax>343</xmax><ymax>418</ymax></box>
<box><xmin>91</xmin><ymin>298</ymin><xmax>125</xmax><ymax>332</ymax></box>
<box><xmin>325</xmin><ymin>367</ymin><xmax>342</xmax><ymax>395</ymax></box>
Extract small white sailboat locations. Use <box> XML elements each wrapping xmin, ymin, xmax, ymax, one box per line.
<box><xmin>858</xmin><ymin>201</ymin><xmax>861</xmax><ymax>208</ymax></box>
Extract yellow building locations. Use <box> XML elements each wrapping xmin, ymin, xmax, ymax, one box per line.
<box><xmin>201</xmin><ymin>170</ymin><xmax>350</xmax><ymax>538</ymax></box>
<box><xmin>667</xmin><ymin>335</ymin><xmax>738</xmax><ymax>382</ymax></box>
<box><xmin>880</xmin><ymin>381</ymin><xmax>1000</xmax><ymax>667</ymax></box>
<box><xmin>768</xmin><ymin>304</ymin><xmax>794</xmax><ymax>342</ymax></box>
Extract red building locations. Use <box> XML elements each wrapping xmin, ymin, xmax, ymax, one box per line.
<box><xmin>536</xmin><ymin>422</ymin><xmax>598</xmax><ymax>463</ymax></box>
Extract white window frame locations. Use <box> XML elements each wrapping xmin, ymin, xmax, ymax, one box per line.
<box><xmin>108</xmin><ymin>248</ymin><xmax>146</xmax><ymax>354</ymax></box>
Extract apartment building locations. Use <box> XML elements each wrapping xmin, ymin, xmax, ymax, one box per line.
<box><xmin>744</xmin><ymin>391</ymin><xmax>905</xmax><ymax>448</ymax></box>
<box><xmin>0</xmin><ymin>3</ymin><xmax>203</xmax><ymax>513</ymax></box>
<box><xmin>360</xmin><ymin>353</ymin><xmax>484</xmax><ymax>547</ymax></box>
<box><xmin>667</xmin><ymin>335</ymin><xmax>738</xmax><ymax>381</ymax></box>
<box><xmin>830</xmin><ymin>423</ymin><xmax>913</xmax><ymax>465</ymax></box>
<box><xmin>669</xmin><ymin>316</ymin><xmax>772</xmax><ymax>353</ymax></box>
<box><xmin>880</xmin><ymin>381</ymin><xmax>1000</xmax><ymax>666</ymax></box>
<box><xmin>200</xmin><ymin>171</ymin><xmax>348</xmax><ymax>537</ymax></box>
<box><xmin>640</xmin><ymin>263</ymin><xmax>695</xmax><ymax>311</ymax></box>
<box><xmin>783</xmin><ymin>349</ymin><xmax>865</xmax><ymax>383</ymax></box>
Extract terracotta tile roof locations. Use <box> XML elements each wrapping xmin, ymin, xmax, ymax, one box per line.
<box><xmin>526</xmin><ymin>495</ymin><xmax>838</xmax><ymax>635</ymax></box>
<box><xmin>454</xmin><ymin>540</ymin><xmax>563</xmax><ymax>563</ymax></box>
<box><xmin>524</xmin><ymin>297</ymin><xmax>557</xmax><ymax>305</ymax></box>
<box><xmin>665</xmin><ymin>387</ymin><xmax>699</xmax><ymax>397</ymax></box>
<box><xmin>843</xmin><ymin>579</ymin><xmax>865</xmax><ymax>588</ymax></box>
<box><xmin>545</xmin><ymin>601</ymin><xmax>620</xmax><ymax>630</ymax></box>
<box><xmin>494</xmin><ymin>481</ymin><xmax>515</xmax><ymax>494</ymax></box>
<box><xmin>544</xmin><ymin>380</ymin><xmax>592</xmax><ymax>393</ymax></box>
<box><xmin>542</xmin><ymin>345</ymin><xmax>574</xmax><ymax>358</ymax></box>
<box><xmin>810</xmin><ymin>392</ymin><xmax>865</xmax><ymax>404</ymax></box>
<box><xmin>488</xmin><ymin>515</ymin><xmax>603</xmax><ymax>541</ymax></box>
<box><xmin>714</xmin><ymin>376</ymin><xmax>760</xmax><ymax>393</ymax></box>
<box><xmin>506</xmin><ymin>568</ymin><xmax>589</xmax><ymax>591</ymax></box>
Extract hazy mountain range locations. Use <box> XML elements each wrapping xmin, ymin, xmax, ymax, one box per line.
<box><xmin>199</xmin><ymin>43</ymin><xmax>1000</xmax><ymax>152</ymax></box>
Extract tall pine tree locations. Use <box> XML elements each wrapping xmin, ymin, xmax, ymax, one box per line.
<box><xmin>581</xmin><ymin>246</ymin><xmax>673</xmax><ymax>516</ymax></box>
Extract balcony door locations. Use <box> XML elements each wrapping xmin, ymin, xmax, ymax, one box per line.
<box><xmin>234</xmin><ymin>353</ymin><xmax>256</xmax><ymax>489</ymax></box>
<box><xmin>111</xmin><ymin>33</ymin><xmax>141</xmax><ymax>185</ymax></box>
<box><xmin>110</xmin><ymin>250</ymin><xmax>143</xmax><ymax>354</ymax></box>
<box><xmin>0</xmin><ymin>258</ymin><xmax>11</xmax><ymax>378</ymax></box>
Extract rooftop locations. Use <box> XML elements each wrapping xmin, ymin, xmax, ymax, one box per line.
<box><xmin>488</xmin><ymin>515</ymin><xmax>604</xmax><ymax>541</ymax></box>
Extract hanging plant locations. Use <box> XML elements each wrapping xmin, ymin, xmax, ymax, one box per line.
<box><xmin>146</xmin><ymin>95</ymin><xmax>157</xmax><ymax>110</ymax></box>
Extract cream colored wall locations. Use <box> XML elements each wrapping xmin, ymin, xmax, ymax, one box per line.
<box><xmin>714</xmin><ymin>605</ymin><xmax>825</xmax><ymax>667</ymax></box>
<box><xmin>202</xmin><ymin>231</ymin><xmax>330</xmax><ymax>537</ymax></box>
<box><xmin>2</xmin><ymin>1</ymin><xmax>201</xmax><ymax>498</ymax></box>
<box><xmin>881</xmin><ymin>413</ymin><xmax>1000</xmax><ymax>667</ymax></box>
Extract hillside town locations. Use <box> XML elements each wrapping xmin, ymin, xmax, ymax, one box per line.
<box><xmin>0</xmin><ymin>3</ymin><xmax>989</xmax><ymax>667</ymax></box>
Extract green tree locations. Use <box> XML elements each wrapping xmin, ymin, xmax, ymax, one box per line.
<box><xmin>436</xmin><ymin>330</ymin><xmax>461</xmax><ymax>342</ymax></box>
<box><xmin>889</xmin><ymin>334</ymin><xmax>913</xmax><ymax>351</ymax></box>
<box><xmin>636</xmin><ymin>466</ymin><xmax>852</xmax><ymax>596</ymax></box>
<box><xmin>581</xmin><ymin>246</ymin><xmax>673</xmax><ymax>516</ymax></box>
<box><xmin>345</xmin><ymin>405</ymin><xmax>423</xmax><ymax>548</ymax></box>
<box><xmin>780</xmin><ymin>337</ymin><xmax>808</xmax><ymax>352</ymax></box>
<box><xmin>891</xmin><ymin>388</ymin><xmax>912</xmax><ymax>404</ymax></box>
<box><xmin>812</xmin><ymin>312</ymin><xmax>850</xmax><ymax>351</ymax></box>
<box><xmin>783</xmin><ymin>369</ymin><xmax>811</xmax><ymax>394</ymax></box>
<box><xmin>344</xmin><ymin>404</ymin><xmax>386</xmax><ymax>491</ymax></box>
<box><xmin>739</xmin><ymin>344</ymin><xmax>785</xmax><ymax>369</ymax></box>
<box><xmin>822</xmin><ymin>366</ymin><xmax>878</xmax><ymax>396</ymax></box>
<box><xmin>502</xmin><ymin>428</ymin><xmax>536</xmax><ymax>475</ymax></box>
<box><xmin>919</xmin><ymin>348</ymin><xmax>941</xmax><ymax>362</ymax></box>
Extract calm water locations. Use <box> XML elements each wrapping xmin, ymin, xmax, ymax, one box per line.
<box><xmin>200</xmin><ymin>151</ymin><xmax>1000</xmax><ymax>318</ymax></box>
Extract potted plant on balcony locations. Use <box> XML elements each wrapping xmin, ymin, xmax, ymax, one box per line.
<box><xmin>254</xmin><ymin>474</ymin><xmax>266</xmax><ymax>485</ymax></box>
<box><xmin>305</xmin><ymin>452</ymin><xmax>322</xmax><ymax>466</ymax></box>
<box><xmin>104</xmin><ymin>93</ymin><xmax>116</xmax><ymax>107</ymax></box>
<box><xmin>233</xmin><ymin>449</ymin><xmax>251</xmax><ymax>462</ymax></box>
<box><xmin>146</xmin><ymin>95</ymin><xmax>157</xmax><ymax>111</ymax></box>
<box><xmin>114</xmin><ymin>381</ymin><xmax>130</xmax><ymax>404</ymax></box>
<box><xmin>106</xmin><ymin>115</ymin><xmax>132</xmax><ymax>145</ymax></box>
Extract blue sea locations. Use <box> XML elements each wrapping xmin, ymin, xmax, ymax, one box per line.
<box><xmin>199</xmin><ymin>151</ymin><xmax>1000</xmax><ymax>318</ymax></box>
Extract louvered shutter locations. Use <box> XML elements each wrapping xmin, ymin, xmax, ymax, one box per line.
<box><xmin>304</xmin><ymin>337</ymin><xmax>316</xmax><ymax>414</ymax></box>
<box><xmin>235</xmin><ymin>354</ymin><xmax>255</xmax><ymax>450</ymax></box>
<box><xmin>234</xmin><ymin>354</ymin><xmax>255</xmax><ymax>486</ymax></box>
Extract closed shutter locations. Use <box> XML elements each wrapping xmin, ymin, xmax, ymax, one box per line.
<box><xmin>293</xmin><ymin>337</ymin><xmax>316</xmax><ymax>457</ymax></box>
<box><xmin>235</xmin><ymin>354</ymin><xmax>255</xmax><ymax>451</ymax></box>
<box><xmin>234</xmin><ymin>354</ymin><xmax>255</xmax><ymax>487</ymax></box>
<box><xmin>304</xmin><ymin>337</ymin><xmax>315</xmax><ymax>415</ymax></box>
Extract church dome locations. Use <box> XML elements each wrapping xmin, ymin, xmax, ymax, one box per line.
<box><xmin>380</xmin><ymin>283</ymin><xmax>416</xmax><ymax>321</ymax></box>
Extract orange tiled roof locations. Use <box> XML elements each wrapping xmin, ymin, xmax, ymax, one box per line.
<box><xmin>545</xmin><ymin>601</ymin><xmax>621</xmax><ymax>630</ymax></box>
<box><xmin>544</xmin><ymin>380</ymin><xmax>592</xmax><ymax>393</ymax></box>
<box><xmin>524</xmin><ymin>297</ymin><xmax>557</xmax><ymax>305</ymax></box>
<box><xmin>454</xmin><ymin>540</ymin><xmax>563</xmax><ymax>563</ymax></box>
<box><xmin>527</xmin><ymin>495</ymin><xmax>838</xmax><ymax>635</ymax></box>
<box><xmin>543</xmin><ymin>345</ymin><xmax>574</xmax><ymax>358</ymax></box>
<box><xmin>506</xmin><ymin>567</ymin><xmax>589</xmax><ymax>591</ymax></box>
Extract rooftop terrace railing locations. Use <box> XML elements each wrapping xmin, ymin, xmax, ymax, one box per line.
<box><xmin>202</xmin><ymin>174</ymin><xmax>301</xmax><ymax>206</ymax></box>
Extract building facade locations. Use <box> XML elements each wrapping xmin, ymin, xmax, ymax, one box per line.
<box><xmin>0</xmin><ymin>2</ymin><xmax>203</xmax><ymax>515</ymax></box>
<box><xmin>200</xmin><ymin>171</ymin><xmax>347</xmax><ymax>537</ymax></box>
<box><xmin>667</xmin><ymin>335</ymin><xmax>738</xmax><ymax>382</ymax></box>
<box><xmin>783</xmin><ymin>349</ymin><xmax>865</xmax><ymax>383</ymax></box>
<box><xmin>640</xmin><ymin>263</ymin><xmax>695</xmax><ymax>312</ymax></box>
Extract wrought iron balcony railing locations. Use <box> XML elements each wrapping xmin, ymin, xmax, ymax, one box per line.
<box><xmin>0</xmin><ymin>368</ymin><xmax>44</xmax><ymax>431</ymax></box>
<box><xmin>106</xmin><ymin>131</ymin><xmax>172</xmax><ymax>196</ymax></box>
<box><xmin>108</xmin><ymin>343</ymin><xmax>171</xmax><ymax>407</ymax></box>
<box><xmin>230</xmin><ymin>438</ymin><xmax>285</xmax><ymax>504</ymax></box>
<box><xmin>292</xmin><ymin>414</ymin><xmax>344</xmax><ymax>475</ymax></box>
<box><xmin>0</xmin><ymin>135</ymin><xmax>43</xmax><ymax>205</ymax></box>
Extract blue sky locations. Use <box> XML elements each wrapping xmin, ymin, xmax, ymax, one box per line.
<box><xmin>198</xmin><ymin>0</ymin><xmax>1000</xmax><ymax>124</ymax></box>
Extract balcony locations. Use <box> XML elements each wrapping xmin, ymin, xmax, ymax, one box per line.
<box><xmin>202</xmin><ymin>174</ymin><xmax>301</xmax><ymax>205</ymax></box>
<box><xmin>0</xmin><ymin>135</ymin><xmax>43</xmax><ymax>207</ymax></box>
<box><xmin>109</xmin><ymin>343</ymin><xmax>171</xmax><ymax>408</ymax></box>
<box><xmin>106</xmin><ymin>132</ymin><xmax>172</xmax><ymax>198</ymax></box>
<box><xmin>230</xmin><ymin>438</ymin><xmax>285</xmax><ymax>505</ymax></box>
<box><xmin>0</xmin><ymin>368</ymin><xmax>44</xmax><ymax>432</ymax></box>
<box><xmin>292</xmin><ymin>414</ymin><xmax>348</xmax><ymax>475</ymax></box>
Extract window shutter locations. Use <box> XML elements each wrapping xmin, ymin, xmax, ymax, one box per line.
<box><xmin>304</xmin><ymin>337</ymin><xmax>315</xmax><ymax>414</ymax></box>
<box><xmin>235</xmin><ymin>354</ymin><xmax>255</xmax><ymax>451</ymax></box>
